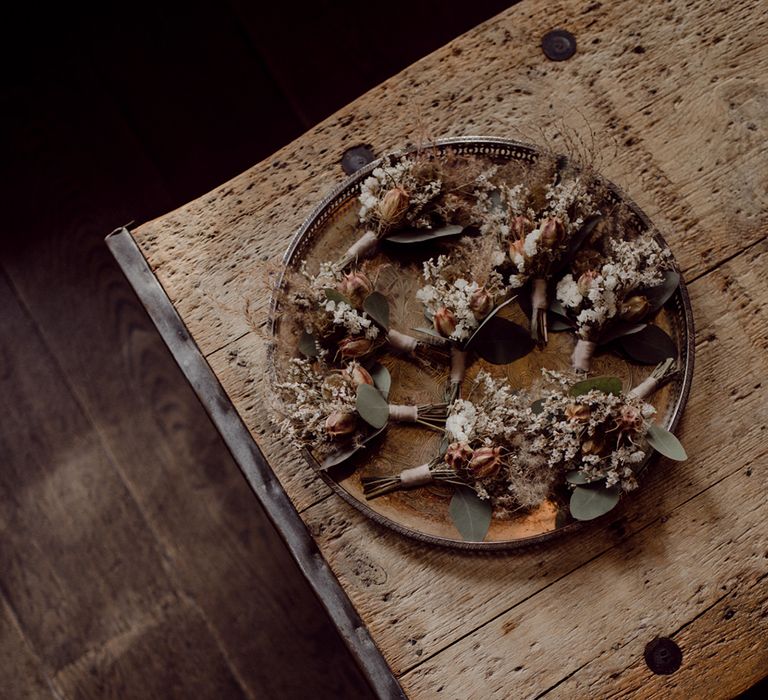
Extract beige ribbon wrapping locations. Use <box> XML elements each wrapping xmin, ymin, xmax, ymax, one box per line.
<box><xmin>399</xmin><ymin>463</ymin><xmax>433</xmax><ymax>487</ymax></box>
<box><xmin>532</xmin><ymin>277</ymin><xmax>548</xmax><ymax>310</ymax></box>
<box><xmin>450</xmin><ymin>347</ymin><xmax>467</xmax><ymax>383</ymax></box>
<box><xmin>388</xmin><ymin>329</ymin><xmax>418</xmax><ymax>353</ymax></box>
<box><xmin>628</xmin><ymin>377</ymin><xmax>658</xmax><ymax>400</ymax></box>
<box><xmin>344</xmin><ymin>230</ymin><xmax>378</xmax><ymax>260</ymax></box>
<box><xmin>572</xmin><ymin>339</ymin><xmax>597</xmax><ymax>371</ymax></box>
<box><xmin>389</xmin><ymin>404</ymin><xmax>418</xmax><ymax>422</ymax></box>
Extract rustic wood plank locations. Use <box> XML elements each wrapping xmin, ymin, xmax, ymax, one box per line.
<box><xmin>0</xmin><ymin>269</ymin><xmax>177</xmax><ymax>672</ymax></box>
<box><xmin>0</xmin><ymin>596</ymin><xmax>57</xmax><ymax>699</ymax></box>
<box><xmin>135</xmin><ymin>0</ymin><xmax>766</xmax><ymax>358</ymax></box>
<box><xmin>54</xmin><ymin>599</ymin><xmax>248</xmax><ymax>700</ymax></box>
<box><xmin>545</xmin><ymin>571</ymin><xmax>768</xmax><ymax>699</ymax></box>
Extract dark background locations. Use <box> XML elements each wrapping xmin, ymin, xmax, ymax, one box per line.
<box><xmin>1</xmin><ymin>1</ymin><xmax>764</xmax><ymax>697</ymax></box>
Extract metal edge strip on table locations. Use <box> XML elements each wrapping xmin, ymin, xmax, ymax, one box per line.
<box><xmin>105</xmin><ymin>226</ymin><xmax>406</xmax><ymax>700</ymax></box>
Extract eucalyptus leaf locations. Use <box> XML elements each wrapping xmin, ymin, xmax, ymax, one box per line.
<box><xmin>530</xmin><ymin>398</ymin><xmax>545</xmax><ymax>415</ymax></box>
<box><xmin>297</xmin><ymin>330</ymin><xmax>319</xmax><ymax>357</ymax></box>
<box><xmin>566</xmin><ymin>470</ymin><xmax>603</xmax><ymax>485</ymax></box>
<box><xmin>647</xmin><ymin>423</ymin><xmax>688</xmax><ymax>461</ymax></box>
<box><xmin>449</xmin><ymin>486</ymin><xmax>492</xmax><ymax>542</ymax></box>
<box><xmin>362</xmin><ymin>291</ymin><xmax>390</xmax><ymax>330</ymax></box>
<box><xmin>598</xmin><ymin>321</ymin><xmax>646</xmax><ymax>345</ymax></box>
<box><xmin>384</xmin><ymin>224</ymin><xmax>464</xmax><ymax>244</ymax></box>
<box><xmin>549</xmin><ymin>314</ymin><xmax>575</xmax><ymax>332</ymax></box>
<box><xmin>569</xmin><ymin>376</ymin><xmax>622</xmax><ymax>396</ymax></box>
<box><xmin>464</xmin><ymin>296</ymin><xmax>518</xmax><ymax>349</ymax></box>
<box><xmin>569</xmin><ymin>484</ymin><xmax>621</xmax><ymax>521</ymax></box>
<box><xmin>467</xmin><ymin>316</ymin><xmax>535</xmax><ymax>365</ymax></box>
<box><xmin>324</xmin><ymin>288</ymin><xmax>352</xmax><ymax>306</ymax></box>
<box><xmin>549</xmin><ymin>299</ymin><xmax>568</xmax><ymax>316</ymax></box>
<box><xmin>368</xmin><ymin>363</ymin><xmax>391</xmax><ymax>399</ymax></box>
<box><xmin>643</xmin><ymin>269</ymin><xmax>681</xmax><ymax>315</ymax></box>
<box><xmin>320</xmin><ymin>426</ymin><xmax>386</xmax><ymax>469</ymax></box>
<box><xmin>356</xmin><ymin>383</ymin><xmax>390</xmax><ymax>429</ymax></box>
<box><xmin>614</xmin><ymin>325</ymin><xmax>676</xmax><ymax>365</ymax></box>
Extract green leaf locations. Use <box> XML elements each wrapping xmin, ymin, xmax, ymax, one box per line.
<box><xmin>569</xmin><ymin>376</ymin><xmax>622</xmax><ymax>397</ymax></box>
<box><xmin>324</xmin><ymin>288</ymin><xmax>352</xmax><ymax>306</ymax></box>
<box><xmin>566</xmin><ymin>470</ymin><xmax>603</xmax><ymax>485</ymax></box>
<box><xmin>644</xmin><ymin>269</ymin><xmax>681</xmax><ymax>315</ymax></box>
<box><xmin>449</xmin><ymin>486</ymin><xmax>492</xmax><ymax>542</ymax></box>
<box><xmin>467</xmin><ymin>316</ymin><xmax>536</xmax><ymax>365</ymax></box>
<box><xmin>297</xmin><ymin>330</ymin><xmax>318</xmax><ymax>357</ymax></box>
<box><xmin>647</xmin><ymin>423</ymin><xmax>687</xmax><ymax>461</ymax></box>
<box><xmin>598</xmin><ymin>321</ymin><xmax>647</xmax><ymax>345</ymax></box>
<box><xmin>569</xmin><ymin>484</ymin><xmax>621</xmax><ymax>521</ymax></box>
<box><xmin>356</xmin><ymin>384</ymin><xmax>390</xmax><ymax>429</ymax></box>
<box><xmin>530</xmin><ymin>398</ymin><xmax>546</xmax><ymax>415</ymax></box>
<box><xmin>320</xmin><ymin>426</ymin><xmax>386</xmax><ymax>469</ymax></box>
<box><xmin>384</xmin><ymin>224</ymin><xmax>464</xmax><ymax>243</ymax></box>
<box><xmin>368</xmin><ymin>363</ymin><xmax>391</xmax><ymax>399</ymax></box>
<box><xmin>362</xmin><ymin>291</ymin><xmax>390</xmax><ymax>330</ymax></box>
<box><xmin>614</xmin><ymin>325</ymin><xmax>676</xmax><ymax>365</ymax></box>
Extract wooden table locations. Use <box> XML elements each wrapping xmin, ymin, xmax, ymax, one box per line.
<box><xmin>108</xmin><ymin>0</ymin><xmax>768</xmax><ymax>696</ymax></box>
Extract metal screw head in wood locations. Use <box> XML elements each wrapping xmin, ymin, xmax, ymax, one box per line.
<box><xmin>644</xmin><ymin>637</ymin><xmax>683</xmax><ymax>675</ymax></box>
<box><xmin>542</xmin><ymin>29</ymin><xmax>577</xmax><ymax>61</ymax></box>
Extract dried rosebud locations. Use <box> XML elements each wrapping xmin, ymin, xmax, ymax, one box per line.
<box><xmin>573</xmin><ymin>248</ymin><xmax>604</xmax><ymax>276</ymax></box>
<box><xmin>339</xmin><ymin>336</ymin><xmax>373</xmax><ymax>358</ymax></box>
<box><xmin>539</xmin><ymin>217</ymin><xmax>565</xmax><ymax>249</ymax></box>
<box><xmin>565</xmin><ymin>403</ymin><xmax>591</xmax><ymax>423</ymax></box>
<box><xmin>378</xmin><ymin>186</ymin><xmax>409</xmax><ymax>226</ymax></box>
<box><xmin>617</xmin><ymin>405</ymin><xmax>644</xmax><ymax>433</ymax></box>
<box><xmin>577</xmin><ymin>270</ymin><xmax>599</xmax><ymax>296</ymax></box>
<box><xmin>346</xmin><ymin>361</ymin><xmax>374</xmax><ymax>387</ymax></box>
<box><xmin>468</xmin><ymin>446</ymin><xmax>503</xmax><ymax>479</ymax></box>
<box><xmin>510</xmin><ymin>215</ymin><xmax>534</xmax><ymax>240</ymax></box>
<box><xmin>619</xmin><ymin>295</ymin><xmax>650</xmax><ymax>322</ymax></box>
<box><xmin>338</xmin><ymin>271</ymin><xmax>373</xmax><ymax>307</ymax></box>
<box><xmin>324</xmin><ymin>411</ymin><xmax>357</xmax><ymax>438</ymax></box>
<box><xmin>508</xmin><ymin>237</ymin><xmax>526</xmax><ymax>262</ymax></box>
<box><xmin>581</xmin><ymin>435</ymin><xmax>608</xmax><ymax>456</ymax></box>
<box><xmin>433</xmin><ymin>307</ymin><xmax>457</xmax><ymax>338</ymax></box>
<box><xmin>444</xmin><ymin>442</ymin><xmax>473</xmax><ymax>471</ymax></box>
<box><xmin>468</xmin><ymin>287</ymin><xmax>494</xmax><ymax>319</ymax></box>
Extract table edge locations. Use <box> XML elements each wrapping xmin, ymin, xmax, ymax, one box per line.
<box><xmin>105</xmin><ymin>226</ymin><xmax>406</xmax><ymax>700</ymax></box>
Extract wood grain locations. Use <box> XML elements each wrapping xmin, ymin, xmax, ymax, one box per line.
<box><xmin>129</xmin><ymin>0</ymin><xmax>768</xmax><ymax>696</ymax></box>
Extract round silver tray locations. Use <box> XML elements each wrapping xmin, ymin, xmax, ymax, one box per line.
<box><xmin>272</xmin><ymin>136</ymin><xmax>694</xmax><ymax>550</ymax></box>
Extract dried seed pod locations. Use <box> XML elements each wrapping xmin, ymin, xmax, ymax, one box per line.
<box><xmin>339</xmin><ymin>336</ymin><xmax>373</xmax><ymax>358</ymax></box>
<box><xmin>577</xmin><ymin>270</ymin><xmax>599</xmax><ymax>296</ymax></box>
<box><xmin>468</xmin><ymin>287</ymin><xmax>494</xmax><ymax>319</ymax></box>
<box><xmin>539</xmin><ymin>217</ymin><xmax>565</xmax><ymax>249</ymax></box>
<box><xmin>444</xmin><ymin>442</ymin><xmax>473</xmax><ymax>471</ymax></box>
<box><xmin>581</xmin><ymin>435</ymin><xmax>608</xmax><ymax>456</ymax></box>
<box><xmin>378</xmin><ymin>186</ymin><xmax>409</xmax><ymax>226</ymax></box>
<box><xmin>619</xmin><ymin>295</ymin><xmax>650</xmax><ymax>322</ymax></box>
<box><xmin>324</xmin><ymin>411</ymin><xmax>357</xmax><ymax>438</ymax></box>
<box><xmin>508</xmin><ymin>237</ymin><xmax>526</xmax><ymax>262</ymax></box>
<box><xmin>565</xmin><ymin>403</ymin><xmax>591</xmax><ymax>423</ymax></box>
<box><xmin>510</xmin><ymin>215</ymin><xmax>534</xmax><ymax>240</ymax></box>
<box><xmin>468</xmin><ymin>446</ymin><xmax>503</xmax><ymax>479</ymax></box>
<box><xmin>338</xmin><ymin>271</ymin><xmax>373</xmax><ymax>307</ymax></box>
<box><xmin>433</xmin><ymin>307</ymin><xmax>458</xmax><ymax>338</ymax></box>
<box><xmin>346</xmin><ymin>362</ymin><xmax>374</xmax><ymax>387</ymax></box>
